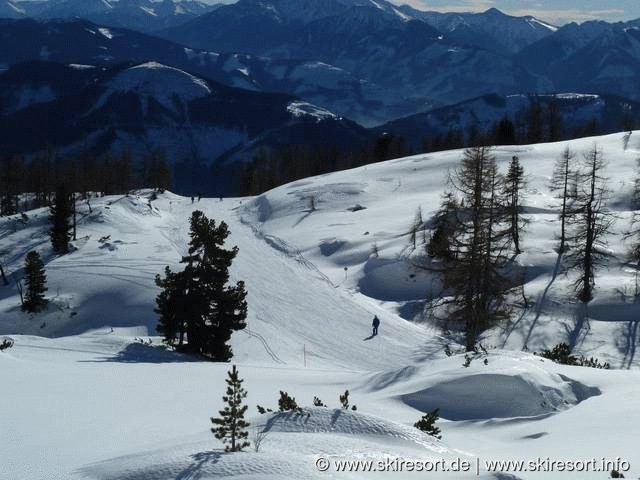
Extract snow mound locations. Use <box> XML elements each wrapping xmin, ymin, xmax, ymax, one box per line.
<box><xmin>359</xmin><ymin>257</ymin><xmax>441</xmax><ymax>301</ymax></box>
<box><xmin>77</xmin><ymin>408</ymin><xmax>452</xmax><ymax>480</ymax></box>
<box><xmin>402</xmin><ymin>372</ymin><xmax>599</xmax><ymax>421</ymax></box>
<box><xmin>382</xmin><ymin>354</ymin><xmax>603</xmax><ymax>421</ymax></box>
<box><xmin>263</xmin><ymin>407</ymin><xmax>445</xmax><ymax>450</ymax></box>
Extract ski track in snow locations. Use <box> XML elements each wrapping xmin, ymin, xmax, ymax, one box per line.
<box><xmin>2</xmin><ymin>133</ymin><xmax>640</xmax><ymax>479</ymax></box>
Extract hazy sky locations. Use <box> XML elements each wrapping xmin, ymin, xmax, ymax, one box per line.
<box><xmin>205</xmin><ymin>0</ymin><xmax>640</xmax><ymax>26</ymax></box>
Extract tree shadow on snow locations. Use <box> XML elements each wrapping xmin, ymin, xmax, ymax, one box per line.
<box><xmin>81</xmin><ymin>342</ymin><xmax>200</xmax><ymax>364</ymax></box>
<box><xmin>176</xmin><ymin>451</ymin><xmax>222</xmax><ymax>480</ymax></box>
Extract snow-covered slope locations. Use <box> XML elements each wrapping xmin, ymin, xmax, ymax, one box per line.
<box><xmin>33</xmin><ymin>0</ymin><xmax>215</xmax><ymax>32</ymax></box>
<box><xmin>2</xmin><ymin>132</ymin><xmax>640</xmax><ymax>479</ymax></box>
<box><xmin>94</xmin><ymin>61</ymin><xmax>212</xmax><ymax>113</ymax></box>
<box><xmin>399</xmin><ymin>6</ymin><xmax>556</xmax><ymax>55</ymax></box>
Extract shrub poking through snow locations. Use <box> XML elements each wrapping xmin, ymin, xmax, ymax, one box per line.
<box><xmin>0</xmin><ymin>337</ymin><xmax>14</xmax><ymax>351</ymax></box>
<box><xmin>211</xmin><ymin>365</ymin><xmax>250</xmax><ymax>452</ymax></box>
<box><xmin>278</xmin><ymin>391</ymin><xmax>303</xmax><ymax>414</ymax></box>
<box><xmin>414</xmin><ymin>408</ymin><xmax>442</xmax><ymax>439</ymax></box>
<box><xmin>313</xmin><ymin>396</ymin><xmax>326</xmax><ymax>407</ymax></box>
<box><xmin>256</xmin><ymin>405</ymin><xmax>272</xmax><ymax>414</ymax></box>
<box><xmin>610</xmin><ymin>469</ymin><xmax>625</xmax><ymax>478</ymax></box>
<box><xmin>251</xmin><ymin>425</ymin><xmax>268</xmax><ymax>453</ymax></box>
<box><xmin>540</xmin><ymin>343</ymin><xmax>575</xmax><ymax>364</ymax></box>
<box><xmin>462</xmin><ymin>354</ymin><xmax>472</xmax><ymax>368</ymax></box>
<box><xmin>340</xmin><ymin>390</ymin><xmax>350</xmax><ymax>409</ymax></box>
<box><xmin>539</xmin><ymin>343</ymin><xmax>609</xmax><ymax>369</ymax></box>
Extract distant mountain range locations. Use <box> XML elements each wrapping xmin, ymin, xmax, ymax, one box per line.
<box><xmin>2</xmin><ymin>0</ymin><xmax>640</xmax><ymax>195</ymax></box>
<box><xmin>376</xmin><ymin>93</ymin><xmax>640</xmax><ymax>148</ymax></box>
<box><xmin>156</xmin><ymin>0</ymin><xmax>640</xmax><ymax>126</ymax></box>
<box><xmin>2</xmin><ymin>0</ymin><xmax>640</xmax><ymax>128</ymax></box>
<box><xmin>0</xmin><ymin>59</ymin><xmax>369</xmax><ymax>194</ymax></box>
<box><xmin>0</xmin><ymin>0</ymin><xmax>214</xmax><ymax>31</ymax></box>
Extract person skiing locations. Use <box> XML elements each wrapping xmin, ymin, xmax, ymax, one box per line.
<box><xmin>372</xmin><ymin>315</ymin><xmax>380</xmax><ymax>336</ymax></box>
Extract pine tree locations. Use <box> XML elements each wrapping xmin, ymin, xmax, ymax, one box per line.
<box><xmin>569</xmin><ymin>145</ymin><xmax>613</xmax><ymax>303</ymax></box>
<box><xmin>427</xmin><ymin>192</ymin><xmax>458</xmax><ymax>262</ymax></box>
<box><xmin>49</xmin><ymin>184</ymin><xmax>72</xmax><ymax>254</ymax></box>
<box><xmin>211</xmin><ymin>365</ymin><xmax>250</xmax><ymax>452</ymax></box>
<box><xmin>627</xmin><ymin>158</ymin><xmax>640</xmax><ymax>266</ymax></box>
<box><xmin>493</xmin><ymin>116</ymin><xmax>516</xmax><ymax>145</ymax></box>
<box><xmin>414</xmin><ymin>408</ymin><xmax>442</xmax><ymax>439</ymax></box>
<box><xmin>504</xmin><ymin>155</ymin><xmax>525</xmax><ymax>255</ymax></box>
<box><xmin>155</xmin><ymin>210</ymin><xmax>247</xmax><ymax>360</ymax></box>
<box><xmin>154</xmin><ymin>267</ymin><xmax>189</xmax><ymax>347</ymax></box>
<box><xmin>549</xmin><ymin>147</ymin><xmax>575</xmax><ymax>253</ymax></box>
<box><xmin>144</xmin><ymin>148</ymin><xmax>172</xmax><ymax>192</ymax></box>
<box><xmin>409</xmin><ymin>207</ymin><xmax>423</xmax><ymax>250</ymax></box>
<box><xmin>443</xmin><ymin>147</ymin><xmax>511</xmax><ymax>351</ymax></box>
<box><xmin>568</xmin><ymin>144</ymin><xmax>613</xmax><ymax>302</ymax></box>
<box><xmin>23</xmin><ymin>251</ymin><xmax>47</xmax><ymax>312</ymax></box>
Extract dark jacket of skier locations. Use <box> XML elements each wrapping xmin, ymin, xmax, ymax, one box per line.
<box><xmin>372</xmin><ymin>316</ymin><xmax>380</xmax><ymax>335</ymax></box>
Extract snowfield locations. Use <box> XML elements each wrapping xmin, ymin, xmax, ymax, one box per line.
<box><xmin>2</xmin><ymin>132</ymin><xmax>640</xmax><ymax>479</ymax></box>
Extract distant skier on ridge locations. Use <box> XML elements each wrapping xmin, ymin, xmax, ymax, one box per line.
<box><xmin>372</xmin><ymin>316</ymin><xmax>380</xmax><ymax>336</ymax></box>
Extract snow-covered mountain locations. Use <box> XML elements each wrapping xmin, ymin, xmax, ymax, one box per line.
<box><xmin>0</xmin><ymin>17</ymin><xmax>438</xmax><ymax>126</ymax></box>
<box><xmin>159</xmin><ymin>0</ymin><xmax>543</xmax><ymax>122</ymax></box>
<box><xmin>377</xmin><ymin>93</ymin><xmax>640</xmax><ymax>147</ymax></box>
<box><xmin>517</xmin><ymin>19</ymin><xmax>640</xmax><ymax>102</ymax></box>
<box><xmin>0</xmin><ymin>60</ymin><xmax>369</xmax><ymax>194</ymax></box>
<box><xmin>2</xmin><ymin>132</ymin><xmax>640</xmax><ymax>479</ymax></box>
<box><xmin>4</xmin><ymin>0</ymin><xmax>214</xmax><ymax>31</ymax></box>
<box><xmin>399</xmin><ymin>6</ymin><xmax>557</xmax><ymax>55</ymax></box>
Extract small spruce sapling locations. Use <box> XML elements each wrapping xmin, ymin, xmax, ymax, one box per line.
<box><xmin>340</xmin><ymin>390</ymin><xmax>350</xmax><ymax>409</ymax></box>
<box><xmin>278</xmin><ymin>391</ymin><xmax>303</xmax><ymax>414</ymax></box>
<box><xmin>462</xmin><ymin>355</ymin><xmax>472</xmax><ymax>368</ymax></box>
<box><xmin>211</xmin><ymin>365</ymin><xmax>250</xmax><ymax>452</ymax></box>
<box><xmin>340</xmin><ymin>390</ymin><xmax>357</xmax><ymax>410</ymax></box>
<box><xmin>414</xmin><ymin>408</ymin><xmax>442</xmax><ymax>439</ymax></box>
<box><xmin>23</xmin><ymin>251</ymin><xmax>48</xmax><ymax>313</ymax></box>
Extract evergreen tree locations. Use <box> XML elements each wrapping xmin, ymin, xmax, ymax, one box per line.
<box><xmin>526</xmin><ymin>102</ymin><xmax>544</xmax><ymax>144</ymax></box>
<box><xmin>144</xmin><ymin>148</ymin><xmax>172</xmax><ymax>192</ymax></box>
<box><xmin>504</xmin><ymin>155</ymin><xmax>525</xmax><ymax>255</ymax></box>
<box><xmin>567</xmin><ymin>144</ymin><xmax>613</xmax><ymax>302</ymax></box>
<box><xmin>154</xmin><ymin>266</ymin><xmax>189</xmax><ymax>347</ymax></box>
<box><xmin>414</xmin><ymin>408</ymin><xmax>442</xmax><ymax>439</ymax></box>
<box><xmin>549</xmin><ymin>147</ymin><xmax>576</xmax><ymax>253</ymax></box>
<box><xmin>627</xmin><ymin>158</ymin><xmax>640</xmax><ymax>265</ymax></box>
<box><xmin>493</xmin><ymin>116</ymin><xmax>516</xmax><ymax>145</ymax></box>
<box><xmin>0</xmin><ymin>155</ymin><xmax>26</xmax><ymax>216</ymax></box>
<box><xmin>211</xmin><ymin>365</ymin><xmax>250</xmax><ymax>452</ymax></box>
<box><xmin>427</xmin><ymin>192</ymin><xmax>458</xmax><ymax>262</ymax></box>
<box><xmin>547</xmin><ymin>99</ymin><xmax>564</xmax><ymax>142</ymax></box>
<box><xmin>49</xmin><ymin>184</ymin><xmax>72</xmax><ymax>254</ymax></box>
<box><xmin>155</xmin><ymin>210</ymin><xmax>247</xmax><ymax>360</ymax></box>
<box><xmin>443</xmin><ymin>147</ymin><xmax>511</xmax><ymax>351</ymax></box>
<box><xmin>23</xmin><ymin>251</ymin><xmax>47</xmax><ymax>312</ymax></box>
<box><xmin>409</xmin><ymin>207</ymin><xmax>423</xmax><ymax>250</ymax></box>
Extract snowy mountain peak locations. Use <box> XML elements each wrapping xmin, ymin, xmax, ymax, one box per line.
<box><xmin>95</xmin><ymin>61</ymin><xmax>211</xmax><ymax>114</ymax></box>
